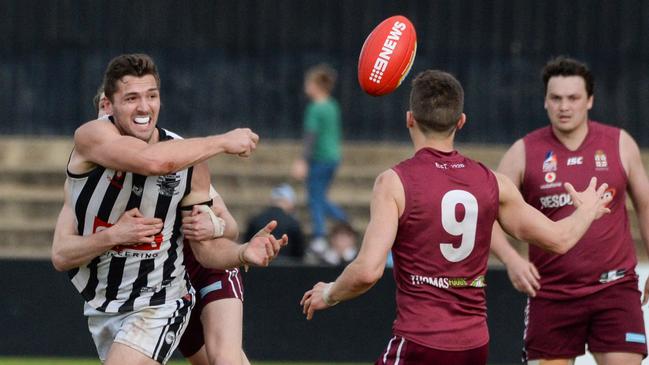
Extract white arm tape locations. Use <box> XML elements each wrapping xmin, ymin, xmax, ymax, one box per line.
<box><xmin>196</xmin><ymin>205</ymin><xmax>226</xmax><ymax>238</ymax></box>
<box><xmin>322</xmin><ymin>282</ymin><xmax>340</xmax><ymax>307</ymax></box>
<box><xmin>209</xmin><ymin>185</ymin><xmax>220</xmax><ymax>200</ymax></box>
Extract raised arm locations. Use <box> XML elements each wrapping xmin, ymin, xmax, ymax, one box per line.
<box><xmin>619</xmin><ymin>130</ymin><xmax>649</xmax><ymax>304</ymax></box>
<box><xmin>301</xmin><ymin>169</ymin><xmax>403</xmax><ymax>320</ymax></box>
<box><xmin>51</xmin><ymin>180</ymin><xmax>164</xmax><ymax>272</ymax></box>
<box><xmin>71</xmin><ymin>120</ymin><xmax>259</xmax><ymax>176</ymax></box>
<box><xmin>496</xmin><ymin>173</ymin><xmax>611</xmax><ymax>254</ymax></box>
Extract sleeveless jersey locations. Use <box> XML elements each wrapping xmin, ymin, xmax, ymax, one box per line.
<box><xmin>67</xmin><ymin>127</ymin><xmax>193</xmax><ymax>313</ymax></box>
<box><xmin>521</xmin><ymin>121</ymin><xmax>637</xmax><ymax>300</ymax></box>
<box><xmin>391</xmin><ymin>148</ymin><xmax>499</xmax><ymax>351</ymax></box>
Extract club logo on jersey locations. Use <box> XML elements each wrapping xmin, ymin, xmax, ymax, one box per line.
<box><xmin>164</xmin><ymin>331</ymin><xmax>176</xmax><ymax>345</ymax></box>
<box><xmin>156</xmin><ymin>173</ymin><xmax>181</xmax><ymax>197</ymax></box>
<box><xmin>567</xmin><ymin>156</ymin><xmax>583</xmax><ymax>166</ymax></box>
<box><xmin>544</xmin><ymin>172</ymin><xmax>557</xmax><ymax>183</ymax></box>
<box><xmin>543</xmin><ymin>150</ymin><xmax>557</xmax><ymax>172</ymax></box>
<box><xmin>132</xmin><ymin>185</ymin><xmax>143</xmax><ymax>197</ymax></box>
<box><xmin>595</xmin><ymin>150</ymin><xmax>608</xmax><ymax>169</ymax></box>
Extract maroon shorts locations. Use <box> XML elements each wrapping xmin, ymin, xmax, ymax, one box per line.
<box><xmin>524</xmin><ymin>278</ymin><xmax>647</xmax><ymax>361</ymax></box>
<box><xmin>178</xmin><ymin>268</ymin><xmax>244</xmax><ymax>357</ymax></box>
<box><xmin>375</xmin><ymin>335</ymin><xmax>488</xmax><ymax>365</ymax></box>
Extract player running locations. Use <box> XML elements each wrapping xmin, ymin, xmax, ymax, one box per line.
<box><xmin>300</xmin><ymin>70</ymin><xmax>612</xmax><ymax>365</ymax></box>
<box><xmin>491</xmin><ymin>57</ymin><xmax>648</xmax><ymax>365</ymax></box>
<box><xmin>52</xmin><ymin>53</ymin><xmax>287</xmax><ymax>365</ymax></box>
<box><xmin>91</xmin><ymin>84</ymin><xmax>255</xmax><ymax>365</ymax></box>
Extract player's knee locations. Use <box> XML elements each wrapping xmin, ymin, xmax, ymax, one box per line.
<box><xmin>208</xmin><ymin>351</ymin><xmax>242</xmax><ymax>365</ymax></box>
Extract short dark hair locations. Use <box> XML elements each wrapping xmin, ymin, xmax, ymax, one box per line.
<box><xmin>409</xmin><ymin>70</ymin><xmax>464</xmax><ymax>134</ymax></box>
<box><xmin>542</xmin><ymin>56</ymin><xmax>594</xmax><ymax>96</ymax></box>
<box><xmin>330</xmin><ymin>222</ymin><xmax>357</xmax><ymax>240</ymax></box>
<box><xmin>102</xmin><ymin>54</ymin><xmax>160</xmax><ymax>101</ymax></box>
<box><xmin>305</xmin><ymin>63</ymin><xmax>337</xmax><ymax>93</ymax></box>
<box><xmin>92</xmin><ymin>84</ymin><xmax>104</xmax><ymax>113</ymax></box>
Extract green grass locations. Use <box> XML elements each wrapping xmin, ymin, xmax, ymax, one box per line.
<box><xmin>0</xmin><ymin>359</ymin><xmax>363</xmax><ymax>365</ymax></box>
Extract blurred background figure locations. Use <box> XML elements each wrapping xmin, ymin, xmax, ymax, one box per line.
<box><xmin>92</xmin><ymin>86</ymin><xmax>110</xmax><ymax>119</ymax></box>
<box><xmin>321</xmin><ymin>222</ymin><xmax>358</xmax><ymax>266</ymax></box>
<box><xmin>292</xmin><ymin>64</ymin><xmax>348</xmax><ymax>260</ymax></box>
<box><xmin>244</xmin><ymin>184</ymin><xmax>306</xmax><ymax>264</ymax></box>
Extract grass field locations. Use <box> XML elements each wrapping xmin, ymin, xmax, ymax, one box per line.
<box><xmin>0</xmin><ymin>360</ymin><xmax>363</xmax><ymax>365</ymax></box>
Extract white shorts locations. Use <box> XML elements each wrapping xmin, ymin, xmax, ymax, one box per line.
<box><xmin>85</xmin><ymin>293</ymin><xmax>195</xmax><ymax>364</ymax></box>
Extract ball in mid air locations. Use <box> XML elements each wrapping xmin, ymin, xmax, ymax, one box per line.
<box><xmin>358</xmin><ymin>15</ymin><xmax>417</xmax><ymax>96</ymax></box>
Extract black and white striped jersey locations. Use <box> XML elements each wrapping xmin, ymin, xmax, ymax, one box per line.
<box><xmin>67</xmin><ymin>127</ymin><xmax>193</xmax><ymax>313</ymax></box>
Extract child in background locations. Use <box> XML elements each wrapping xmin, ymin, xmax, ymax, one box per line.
<box><xmin>292</xmin><ymin>64</ymin><xmax>348</xmax><ymax>259</ymax></box>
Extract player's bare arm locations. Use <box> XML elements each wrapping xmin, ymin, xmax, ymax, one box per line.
<box><xmin>489</xmin><ymin>139</ymin><xmax>542</xmax><ymax>296</ymax></box>
<box><xmin>70</xmin><ymin>120</ymin><xmax>259</xmax><ymax>176</ymax></box>
<box><xmin>301</xmin><ymin>169</ymin><xmax>403</xmax><ymax>320</ymax></box>
<box><xmin>619</xmin><ymin>130</ymin><xmax>649</xmax><ymax>304</ymax></box>
<box><xmin>183</xmin><ymin>162</ymin><xmax>287</xmax><ymax>270</ymax></box>
<box><xmin>51</xmin><ymin>181</ymin><xmax>163</xmax><ymax>272</ymax></box>
<box><xmin>496</xmin><ymin>173</ymin><xmax>611</xmax><ymax>254</ymax></box>
<box><xmin>182</xmin><ymin>188</ymin><xmax>239</xmax><ymax>242</ymax></box>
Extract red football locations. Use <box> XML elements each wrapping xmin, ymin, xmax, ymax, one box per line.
<box><xmin>358</xmin><ymin>15</ymin><xmax>417</xmax><ymax>96</ymax></box>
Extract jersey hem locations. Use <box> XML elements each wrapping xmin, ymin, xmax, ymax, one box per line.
<box><xmin>535</xmin><ymin>274</ymin><xmax>637</xmax><ymax>301</ymax></box>
<box><xmin>392</xmin><ymin>330</ymin><xmax>490</xmax><ymax>352</ymax></box>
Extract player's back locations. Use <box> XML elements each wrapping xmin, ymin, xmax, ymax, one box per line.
<box><xmin>391</xmin><ymin>147</ymin><xmax>498</xmax><ymax>351</ymax></box>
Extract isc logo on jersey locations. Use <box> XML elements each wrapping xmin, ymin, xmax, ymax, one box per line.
<box><xmin>540</xmin><ymin>193</ymin><xmax>573</xmax><ymax>209</ymax></box>
<box><xmin>567</xmin><ymin>156</ymin><xmax>583</xmax><ymax>166</ymax></box>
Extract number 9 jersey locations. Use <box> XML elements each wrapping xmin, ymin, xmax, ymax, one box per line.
<box><xmin>391</xmin><ymin>147</ymin><xmax>499</xmax><ymax>351</ymax></box>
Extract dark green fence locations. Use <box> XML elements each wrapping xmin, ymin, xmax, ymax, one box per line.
<box><xmin>1</xmin><ymin>0</ymin><xmax>648</xmax><ymax>144</ymax></box>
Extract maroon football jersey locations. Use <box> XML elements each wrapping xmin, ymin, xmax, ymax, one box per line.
<box><xmin>391</xmin><ymin>148</ymin><xmax>499</xmax><ymax>351</ymax></box>
<box><xmin>521</xmin><ymin>121</ymin><xmax>637</xmax><ymax>300</ymax></box>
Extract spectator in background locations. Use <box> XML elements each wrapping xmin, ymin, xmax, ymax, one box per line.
<box><xmin>321</xmin><ymin>222</ymin><xmax>358</xmax><ymax>266</ymax></box>
<box><xmin>245</xmin><ymin>184</ymin><xmax>306</xmax><ymax>263</ymax></box>
<box><xmin>292</xmin><ymin>64</ymin><xmax>348</xmax><ymax>259</ymax></box>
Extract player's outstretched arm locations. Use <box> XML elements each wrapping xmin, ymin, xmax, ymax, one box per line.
<box><xmin>489</xmin><ymin>139</ymin><xmax>541</xmax><ymax>296</ymax></box>
<box><xmin>51</xmin><ymin>181</ymin><xmax>164</xmax><ymax>272</ymax></box>
<box><xmin>72</xmin><ymin>120</ymin><xmax>259</xmax><ymax>176</ymax></box>
<box><xmin>496</xmin><ymin>173</ymin><xmax>611</xmax><ymax>254</ymax></box>
<box><xmin>620</xmin><ymin>130</ymin><xmax>649</xmax><ymax>304</ymax></box>
<box><xmin>184</xmin><ymin>162</ymin><xmax>287</xmax><ymax>270</ymax></box>
<box><xmin>300</xmin><ymin>169</ymin><xmax>402</xmax><ymax>320</ymax></box>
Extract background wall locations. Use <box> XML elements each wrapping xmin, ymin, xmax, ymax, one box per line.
<box><xmin>0</xmin><ymin>260</ymin><xmax>526</xmax><ymax>364</ymax></box>
<box><xmin>1</xmin><ymin>0</ymin><xmax>648</xmax><ymax>144</ymax></box>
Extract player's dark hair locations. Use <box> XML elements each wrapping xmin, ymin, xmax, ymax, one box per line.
<box><xmin>103</xmin><ymin>54</ymin><xmax>161</xmax><ymax>101</ymax></box>
<box><xmin>409</xmin><ymin>70</ymin><xmax>464</xmax><ymax>135</ymax></box>
<box><xmin>305</xmin><ymin>63</ymin><xmax>337</xmax><ymax>94</ymax></box>
<box><xmin>92</xmin><ymin>84</ymin><xmax>104</xmax><ymax>113</ymax></box>
<box><xmin>542</xmin><ymin>56</ymin><xmax>594</xmax><ymax>97</ymax></box>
